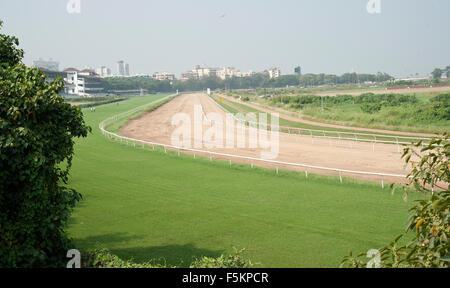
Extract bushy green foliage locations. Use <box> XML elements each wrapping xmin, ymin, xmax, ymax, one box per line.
<box><xmin>355</xmin><ymin>93</ymin><xmax>418</xmax><ymax>106</ymax></box>
<box><xmin>341</xmin><ymin>135</ymin><xmax>449</xmax><ymax>268</ymax></box>
<box><xmin>81</xmin><ymin>248</ymin><xmax>253</xmax><ymax>268</ymax></box>
<box><xmin>102</xmin><ymin>77</ymin><xmax>173</xmax><ymax>94</ymax></box>
<box><xmin>102</xmin><ymin>71</ymin><xmax>392</xmax><ymax>93</ymax></box>
<box><xmin>268</xmin><ymin>92</ymin><xmax>448</xmax><ymax>133</ymax></box>
<box><xmin>357</xmin><ymin>93</ymin><xmax>418</xmax><ymax>114</ymax></box>
<box><xmin>0</xmin><ymin>20</ymin><xmax>23</xmax><ymax>68</ymax></box>
<box><xmin>190</xmin><ymin>248</ymin><xmax>254</xmax><ymax>268</ymax></box>
<box><xmin>271</xmin><ymin>93</ymin><xmax>418</xmax><ymax>110</ymax></box>
<box><xmin>82</xmin><ymin>249</ymin><xmax>165</xmax><ymax>268</ymax></box>
<box><xmin>0</xmin><ymin>20</ymin><xmax>90</xmax><ymax>267</ymax></box>
<box><xmin>360</xmin><ymin>102</ymin><xmax>382</xmax><ymax>114</ymax></box>
<box><xmin>432</xmin><ymin>68</ymin><xmax>443</xmax><ymax>80</ymax></box>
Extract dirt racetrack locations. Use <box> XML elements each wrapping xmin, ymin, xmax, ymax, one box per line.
<box><xmin>120</xmin><ymin>93</ymin><xmax>412</xmax><ymax>184</ymax></box>
<box><xmin>219</xmin><ymin>95</ymin><xmax>437</xmax><ymax>138</ymax></box>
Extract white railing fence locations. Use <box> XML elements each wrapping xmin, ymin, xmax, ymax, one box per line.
<box><xmin>209</xmin><ymin>95</ymin><xmax>436</xmax><ymax>150</ymax></box>
<box><xmin>98</xmin><ymin>93</ymin><xmax>412</xmax><ymax>188</ymax></box>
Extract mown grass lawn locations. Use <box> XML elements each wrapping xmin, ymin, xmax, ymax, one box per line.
<box><xmin>67</xmin><ymin>94</ymin><xmax>422</xmax><ymax>267</ymax></box>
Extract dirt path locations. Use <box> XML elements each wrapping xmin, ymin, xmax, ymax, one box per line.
<box><xmin>219</xmin><ymin>94</ymin><xmax>437</xmax><ymax>138</ymax></box>
<box><xmin>120</xmin><ymin>93</ymin><xmax>413</xmax><ymax>184</ymax></box>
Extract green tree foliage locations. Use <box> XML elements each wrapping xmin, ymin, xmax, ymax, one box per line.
<box><xmin>0</xmin><ymin>20</ymin><xmax>90</xmax><ymax>267</ymax></box>
<box><xmin>102</xmin><ymin>76</ymin><xmax>173</xmax><ymax>93</ymax></box>
<box><xmin>101</xmin><ymin>72</ymin><xmax>393</xmax><ymax>93</ymax></box>
<box><xmin>360</xmin><ymin>102</ymin><xmax>382</xmax><ymax>114</ymax></box>
<box><xmin>341</xmin><ymin>135</ymin><xmax>449</xmax><ymax>268</ymax></box>
<box><xmin>82</xmin><ymin>248</ymin><xmax>253</xmax><ymax>268</ymax></box>
<box><xmin>270</xmin><ymin>92</ymin><xmax>450</xmax><ymax>123</ymax></box>
<box><xmin>270</xmin><ymin>93</ymin><xmax>418</xmax><ymax>110</ymax></box>
<box><xmin>419</xmin><ymin>94</ymin><xmax>450</xmax><ymax>121</ymax></box>
<box><xmin>82</xmin><ymin>249</ymin><xmax>168</xmax><ymax>268</ymax></box>
<box><xmin>0</xmin><ymin>20</ymin><xmax>23</xmax><ymax>68</ymax></box>
<box><xmin>189</xmin><ymin>248</ymin><xmax>253</xmax><ymax>268</ymax></box>
<box><xmin>432</xmin><ymin>68</ymin><xmax>443</xmax><ymax>80</ymax></box>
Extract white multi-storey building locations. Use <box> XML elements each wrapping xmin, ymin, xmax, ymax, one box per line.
<box><xmin>63</xmin><ymin>68</ymin><xmax>104</xmax><ymax>97</ymax></box>
<box><xmin>152</xmin><ymin>72</ymin><xmax>175</xmax><ymax>81</ymax></box>
<box><xmin>95</xmin><ymin>66</ymin><xmax>112</xmax><ymax>78</ymax></box>
<box><xmin>125</xmin><ymin>63</ymin><xmax>130</xmax><ymax>76</ymax></box>
<box><xmin>268</xmin><ymin>67</ymin><xmax>281</xmax><ymax>79</ymax></box>
<box><xmin>181</xmin><ymin>65</ymin><xmax>256</xmax><ymax>81</ymax></box>
<box><xmin>117</xmin><ymin>61</ymin><xmax>125</xmax><ymax>76</ymax></box>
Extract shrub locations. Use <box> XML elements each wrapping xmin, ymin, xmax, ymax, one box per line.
<box><xmin>360</xmin><ymin>103</ymin><xmax>382</xmax><ymax>114</ymax></box>
<box><xmin>190</xmin><ymin>248</ymin><xmax>254</xmax><ymax>268</ymax></box>
<box><xmin>82</xmin><ymin>249</ymin><xmax>165</xmax><ymax>268</ymax></box>
<box><xmin>81</xmin><ymin>248</ymin><xmax>253</xmax><ymax>268</ymax></box>
<box><xmin>0</xmin><ymin>20</ymin><xmax>90</xmax><ymax>267</ymax></box>
<box><xmin>341</xmin><ymin>135</ymin><xmax>449</xmax><ymax>268</ymax></box>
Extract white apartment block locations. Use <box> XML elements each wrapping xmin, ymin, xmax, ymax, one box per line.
<box><xmin>268</xmin><ymin>67</ymin><xmax>281</xmax><ymax>79</ymax></box>
<box><xmin>95</xmin><ymin>66</ymin><xmax>112</xmax><ymax>78</ymax></box>
<box><xmin>63</xmin><ymin>68</ymin><xmax>104</xmax><ymax>97</ymax></box>
<box><xmin>181</xmin><ymin>65</ymin><xmax>255</xmax><ymax>81</ymax></box>
<box><xmin>65</xmin><ymin>70</ymin><xmax>86</xmax><ymax>96</ymax></box>
<box><xmin>152</xmin><ymin>72</ymin><xmax>175</xmax><ymax>81</ymax></box>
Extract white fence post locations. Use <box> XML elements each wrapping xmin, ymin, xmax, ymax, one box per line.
<box><xmin>98</xmin><ymin>94</ymin><xmax>413</xmax><ymax>188</ymax></box>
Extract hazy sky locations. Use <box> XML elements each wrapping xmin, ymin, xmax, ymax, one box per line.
<box><xmin>0</xmin><ymin>0</ymin><xmax>449</xmax><ymax>77</ymax></box>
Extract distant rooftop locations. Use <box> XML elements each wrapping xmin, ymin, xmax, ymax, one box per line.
<box><xmin>63</xmin><ymin>67</ymin><xmax>79</xmax><ymax>72</ymax></box>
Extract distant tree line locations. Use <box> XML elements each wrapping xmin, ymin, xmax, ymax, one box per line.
<box><xmin>100</xmin><ymin>72</ymin><xmax>393</xmax><ymax>94</ymax></box>
<box><xmin>432</xmin><ymin>66</ymin><xmax>450</xmax><ymax>80</ymax></box>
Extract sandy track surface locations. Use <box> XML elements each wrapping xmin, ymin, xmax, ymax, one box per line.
<box><xmin>220</xmin><ymin>94</ymin><xmax>437</xmax><ymax>137</ymax></box>
<box><xmin>120</xmin><ymin>93</ymin><xmax>411</xmax><ymax>183</ymax></box>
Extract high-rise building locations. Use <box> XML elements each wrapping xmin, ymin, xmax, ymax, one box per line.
<box><xmin>95</xmin><ymin>66</ymin><xmax>112</xmax><ymax>78</ymax></box>
<box><xmin>117</xmin><ymin>61</ymin><xmax>125</xmax><ymax>76</ymax></box>
<box><xmin>62</xmin><ymin>68</ymin><xmax>104</xmax><ymax>97</ymax></box>
<box><xmin>268</xmin><ymin>67</ymin><xmax>281</xmax><ymax>79</ymax></box>
<box><xmin>103</xmin><ymin>67</ymin><xmax>111</xmax><ymax>77</ymax></box>
<box><xmin>125</xmin><ymin>63</ymin><xmax>130</xmax><ymax>76</ymax></box>
<box><xmin>294</xmin><ymin>66</ymin><xmax>302</xmax><ymax>76</ymax></box>
<box><xmin>152</xmin><ymin>72</ymin><xmax>175</xmax><ymax>81</ymax></box>
<box><xmin>180</xmin><ymin>65</ymin><xmax>255</xmax><ymax>81</ymax></box>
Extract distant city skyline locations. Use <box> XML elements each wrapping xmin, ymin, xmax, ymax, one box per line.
<box><xmin>1</xmin><ymin>0</ymin><xmax>449</xmax><ymax>78</ymax></box>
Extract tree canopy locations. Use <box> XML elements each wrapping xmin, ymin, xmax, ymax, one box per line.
<box><xmin>0</xmin><ymin>19</ymin><xmax>90</xmax><ymax>267</ymax></box>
